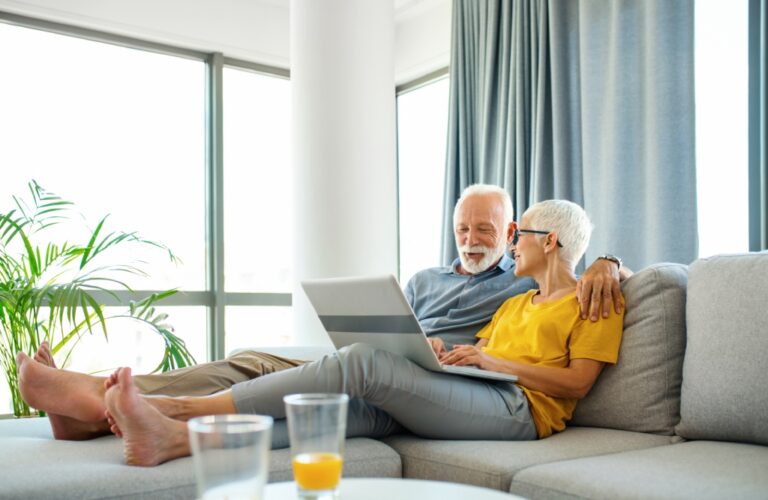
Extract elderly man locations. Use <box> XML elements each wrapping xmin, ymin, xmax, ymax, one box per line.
<box><xmin>17</xmin><ymin>184</ymin><xmax>629</xmax><ymax>442</ymax></box>
<box><xmin>408</xmin><ymin>184</ymin><xmax>629</xmax><ymax>352</ymax></box>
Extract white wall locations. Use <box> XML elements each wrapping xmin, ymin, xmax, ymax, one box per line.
<box><xmin>0</xmin><ymin>0</ymin><xmax>450</xmax><ymax>81</ymax></box>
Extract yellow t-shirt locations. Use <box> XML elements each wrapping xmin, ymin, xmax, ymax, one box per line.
<box><xmin>476</xmin><ymin>289</ymin><xmax>624</xmax><ymax>438</ymax></box>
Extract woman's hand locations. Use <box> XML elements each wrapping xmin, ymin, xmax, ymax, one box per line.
<box><xmin>440</xmin><ymin>344</ymin><xmax>498</xmax><ymax>370</ymax></box>
<box><xmin>428</xmin><ymin>337</ymin><xmax>447</xmax><ymax>358</ymax></box>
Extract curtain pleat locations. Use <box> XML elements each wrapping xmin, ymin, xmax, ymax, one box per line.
<box><xmin>442</xmin><ymin>0</ymin><xmax>697</xmax><ymax>270</ymax></box>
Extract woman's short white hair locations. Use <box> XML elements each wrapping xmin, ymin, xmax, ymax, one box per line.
<box><xmin>453</xmin><ymin>184</ymin><xmax>514</xmax><ymax>224</ymax></box>
<box><xmin>522</xmin><ymin>199</ymin><xmax>593</xmax><ymax>269</ymax></box>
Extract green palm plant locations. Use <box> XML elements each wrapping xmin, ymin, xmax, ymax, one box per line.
<box><xmin>0</xmin><ymin>181</ymin><xmax>196</xmax><ymax>417</ymax></box>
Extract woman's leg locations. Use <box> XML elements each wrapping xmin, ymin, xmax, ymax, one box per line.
<box><xmin>232</xmin><ymin>343</ymin><xmax>536</xmax><ymax>441</ymax></box>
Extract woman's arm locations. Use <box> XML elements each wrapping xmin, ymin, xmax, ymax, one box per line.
<box><xmin>441</xmin><ymin>345</ymin><xmax>605</xmax><ymax>399</ymax></box>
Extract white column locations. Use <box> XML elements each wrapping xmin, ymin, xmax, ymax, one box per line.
<box><xmin>291</xmin><ymin>0</ymin><xmax>398</xmax><ymax>345</ymax></box>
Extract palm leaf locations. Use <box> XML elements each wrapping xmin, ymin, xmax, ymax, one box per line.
<box><xmin>1</xmin><ymin>181</ymin><xmax>193</xmax><ymax>417</ymax></box>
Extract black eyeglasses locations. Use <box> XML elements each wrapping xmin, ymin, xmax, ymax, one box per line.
<box><xmin>513</xmin><ymin>228</ymin><xmax>564</xmax><ymax>247</ymax></box>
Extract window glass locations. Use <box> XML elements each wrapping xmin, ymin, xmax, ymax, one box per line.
<box><xmin>65</xmin><ymin>306</ymin><xmax>208</xmax><ymax>376</ymax></box>
<box><xmin>0</xmin><ymin>23</ymin><xmax>206</xmax><ymax>291</ymax></box>
<box><xmin>223</xmin><ymin>68</ymin><xmax>292</xmax><ymax>293</ymax></box>
<box><xmin>695</xmin><ymin>0</ymin><xmax>749</xmax><ymax>257</ymax></box>
<box><xmin>397</xmin><ymin>78</ymin><xmax>450</xmax><ymax>284</ymax></box>
<box><xmin>0</xmin><ymin>306</ymin><xmax>207</xmax><ymax>414</ymax></box>
<box><xmin>225</xmin><ymin>306</ymin><xmax>293</xmax><ymax>354</ymax></box>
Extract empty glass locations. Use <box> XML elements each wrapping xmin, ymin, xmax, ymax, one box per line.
<box><xmin>188</xmin><ymin>414</ymin><xmax>273</xmax><ymax>500</ymax></box>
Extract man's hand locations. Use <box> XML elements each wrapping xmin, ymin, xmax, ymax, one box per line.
<box><xmin>428</xmin><ymin>337</ymin><xmax>447</xmax><ymax>359</ymax></box>
<box><xmin>576</xmin><ymin>258</ymin><xmax>623</xmax><ymax>321</ymax></box>
<box><xmin>440</xmin><ymin>344</ymin><xmax>497</xmax><ymax>370</ymax></box>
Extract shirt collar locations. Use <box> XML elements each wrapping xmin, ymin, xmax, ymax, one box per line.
<box><xmin>443</xmin><ymin>253</ymin><xmax>514</xmax><ymax>275</ymax></box>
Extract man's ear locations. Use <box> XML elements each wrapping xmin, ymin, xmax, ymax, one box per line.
<box><xmin>507</xmin><ymin>221</ymin><xmax>517</xmax><ymax>244</ymax></box>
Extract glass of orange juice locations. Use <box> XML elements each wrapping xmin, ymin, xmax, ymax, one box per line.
<box><xmin>284</xmin><ymin>393</ymin><xmax>349</xmax><ymax>499</ymax></box>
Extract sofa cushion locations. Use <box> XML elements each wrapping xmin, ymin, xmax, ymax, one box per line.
<box><xmin>383</xmin><ymin>427</ymin><xmax>673</xmax><ymax>491</ymax></box>
<box><xmin>509</xmin><ymin>440</ymin><xmax>768</xmax><ymax>500</ymax></box>
<box><xmin>570</xmin><ymin>263</ymin><xmax>688</xmax><ymax>435</ymax></box>
<box><xmin>0</xmin><ymin>417</ymin><xmax>401</xmax><ymax>500</ymax></box>
<box><xmin>675</xmin><ymin>252</ymin><xmax>768</xmax><ymax>445</ymax></box>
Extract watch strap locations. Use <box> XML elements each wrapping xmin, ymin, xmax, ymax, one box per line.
<box><xmin>597</xmin><ymin>254</ymin><xmax>622</xmax><ymax>270</ymax></box>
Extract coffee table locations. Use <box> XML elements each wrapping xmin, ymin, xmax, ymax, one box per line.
<box><xmin>264</xmin><ymin>478</ymin><xmax>522</xmax><ymax>499</ymax></box>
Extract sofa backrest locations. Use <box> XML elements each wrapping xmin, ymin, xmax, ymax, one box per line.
<box><xmin>571</xmin><ymin>263</ymin><xmax>688</xmax><ymax>435</ymax></box>
<box><xmin>674</xmin><ymin>252</ymin><xmax>768</xmax><ymax>445</ymax></box>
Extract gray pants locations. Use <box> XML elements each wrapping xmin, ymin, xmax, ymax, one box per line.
<box><xmin>231</xmin><ymin>343</ymin><xmax>537</xmax><ymax>448</ymax></box>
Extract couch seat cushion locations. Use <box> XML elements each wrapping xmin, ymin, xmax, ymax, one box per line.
<box><xmin>0</xmin><ymin>417</ymin><xmax>400</xmax><ymax>500</ymax></box>
<box><xmin>571</xmin><ymin>263</ymin><xmax>688</xmax><ymax>435</ymax></box>
<box><xmin>509</xmin><ymin>440</ymin><xmax>768</xmax><ymax>499</ymax></box>
<box><xmin>383</xmin><ymin>427</ymin><xmax>673</xmax><ymax>491</ymax></box>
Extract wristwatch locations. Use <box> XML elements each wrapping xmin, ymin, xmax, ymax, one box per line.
<box><xmin>597</xmin><ymin>254</ymin><xmax>622</xmax><ymax>271</ymax></box>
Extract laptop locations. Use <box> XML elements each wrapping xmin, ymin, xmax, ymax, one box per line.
<box><xmin>301</xmin><ymin>274</ymin><xmax>518</xmax><ymax>383</ymax></box>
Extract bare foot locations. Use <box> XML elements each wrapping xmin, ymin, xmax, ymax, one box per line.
<box><xmin>104</xmin><ymin>373</ymin><xmax>124</xmax><ymax>437</ymax></box>
<box><xmin>104</xmin><ymin>370</ymin><xmax>191</xmax><ymax>438</ymax></box>
<box><xmin>28</xmin><ymin>343</ymin><xmax>109</xmax><ymax>439</ymax></box>
<box><xmin>49</xmin><ymin>414</ymin><xmax>110</xmax><ymax>441</ymax></box>
<box><xmin>34</xmin><ymin>341</ymin><xmax>57</xmax><ymax>368</ymax></box>
<box><xmin>17</xmin><ymin>352</ymin><xmax>112</xmax><ymax>441</ymax></box>
<box><xmin>105</xmin><ymin>367</ymin><xmax>191</xmax><ymax>466</ymax></box>
<box><xmin>104</xmin><ymin>409</ymin><xmax>123</xmax><ymax>438</ymax></box>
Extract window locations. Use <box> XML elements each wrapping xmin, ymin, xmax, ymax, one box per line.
<box><xmin>0</xmin><ymin>17</ymin><xmax>293</xmax><ymax>414</ymax></box>
<box><xmin>0</xmin><ymin>23</ymin><xmax>207</xmax><ymax>292</ymax></box>
<box><xmin>223</xmin><ymin>66</ymin><xmax>293</xmax><ymax>352</ymax></box>
<box><xmin>396</xmin><ymin>76</ymin><xmax>450</xmax><ymax>285</ymax></box>
<box><xmin>223</xmin><ymin>68</ymin><xmax>292</xmax><ymax>294</ymax></box>
<box><xmin>695</xmin><ymin>0</ymin><xmax>750</xmax><ymax>257</ymax></box>
<box><xmin>0</xmin><ymin>22</ymin><xmax>208</xmax><ymax>384</ymax></box>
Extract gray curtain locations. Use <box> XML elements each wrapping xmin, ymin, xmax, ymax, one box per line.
<box><xmin>749</xmin><ymin>0</ymin><xmax>767</xmax><ymax>251</ymax></box>
<box><xmin>442</xmin><ymin>0</ymin><xmax>698</xmax><ymax>271</ymax></box>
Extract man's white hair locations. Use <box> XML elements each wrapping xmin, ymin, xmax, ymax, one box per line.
<box><xmin>453</xmin><ymin>184</ymin><xmax>514</xmax><ymax>224</ymax></box>
<box><xmin>522</xmin><ymin>199</ymin><xmax>593</xmax><ymax>269</ymax></box>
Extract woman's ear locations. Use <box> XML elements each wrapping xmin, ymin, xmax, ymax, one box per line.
<box><xmin>544</xmin><ymin>232</ymin><xmax>559</xmax><ymax>252</ymax></box>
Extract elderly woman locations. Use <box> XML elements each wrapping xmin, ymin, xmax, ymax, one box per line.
<box><xmin>19</xmin><ymin>199</ymin><xmax>624</xmax><ymax>466</ymax></box>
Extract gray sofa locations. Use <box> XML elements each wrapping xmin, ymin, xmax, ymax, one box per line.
<box><xmin>1</xmin><ymin>253</ymin><xmax>767</xmax><ymax>499</ymax></box>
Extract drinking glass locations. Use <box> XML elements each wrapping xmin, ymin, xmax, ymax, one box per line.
<box><xmin>188</xmin><ymin>414</ymin><xmax>273</xmax><ymax>500</ymax></box>
<box><xmin>284</xmin><ymin>393</ymin><xmax>349</xmax><ymax>499</ymax></box>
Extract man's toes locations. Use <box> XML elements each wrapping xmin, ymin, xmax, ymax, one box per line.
<box><xmin>116</xmin><ymin>367</ymin><xmax>133</xmax><ymax>386</ymax></box>
<box><xmin>104</xmin><ymin>373</ymin><xmax>118</xmax><ymax>390</ymax></box>
<box><xmin>16</xmin><ymin>351</ymin><xmax>30</xmax><ymax>368</ymax></box>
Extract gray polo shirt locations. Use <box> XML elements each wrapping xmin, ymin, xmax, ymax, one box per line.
<box><xmin>404</xmin><ymin>254</ymin><xmax>536</xmax><ymax>347</ymax></box>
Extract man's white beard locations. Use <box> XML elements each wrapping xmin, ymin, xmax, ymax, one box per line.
<box><xmin>457</xmin><ymin>238</ymin><xmax>508</xmax><ymax>274</ymax></box>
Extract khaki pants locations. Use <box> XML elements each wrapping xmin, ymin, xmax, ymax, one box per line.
<box><xmin>133</xmin><ymin>351</ymin><xmax>306</xmax><ymax>397</ymax></box>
